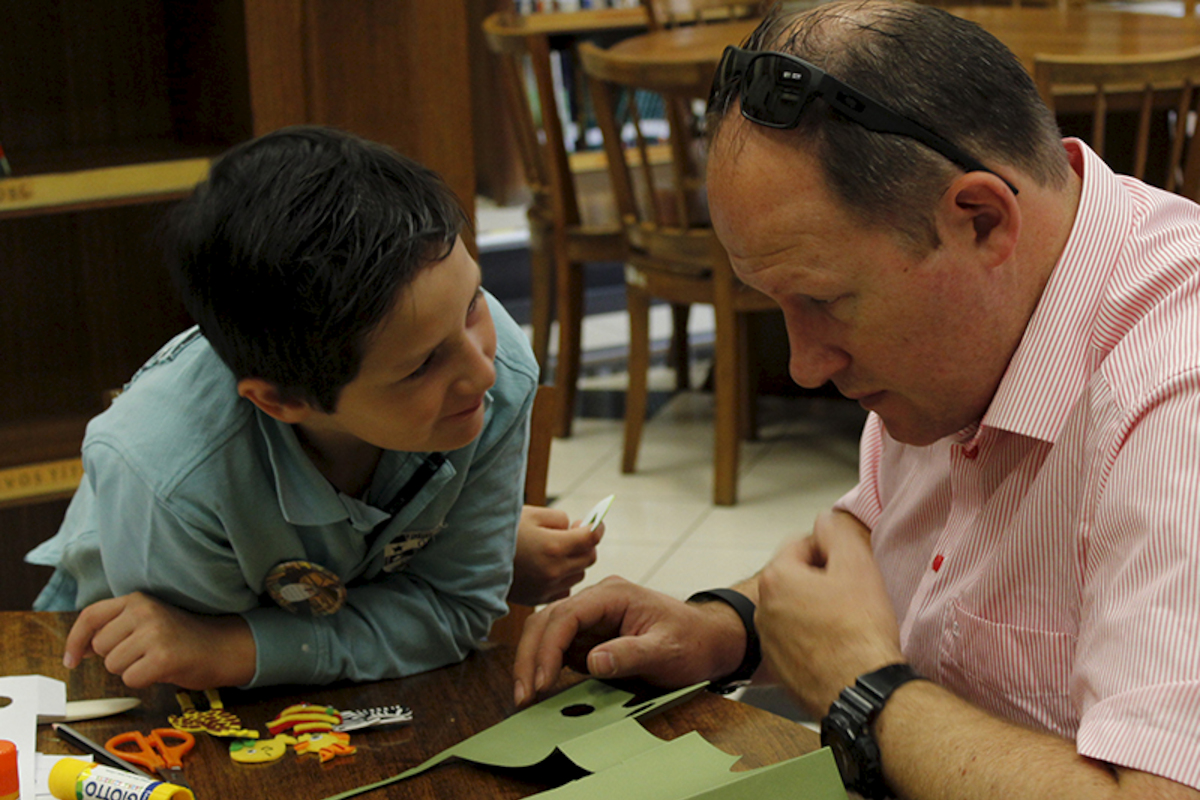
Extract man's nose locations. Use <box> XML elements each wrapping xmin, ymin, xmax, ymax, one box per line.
<box><xmin>785</xmin><ymin>318</ymin><xmax>849</xmax><ymax>389</ymax></box>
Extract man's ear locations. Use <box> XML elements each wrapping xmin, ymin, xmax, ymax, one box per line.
<box><xmin>939</xmin><ymin>172</ymin><xmax>1020</xmax><ymax>267</ymax></box>
<box><xmin>237</xmin><ymin>378</ymin><xmax>313</xmax><ymax>424</ymax></box>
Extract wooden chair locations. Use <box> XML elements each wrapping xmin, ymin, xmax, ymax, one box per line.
<box><xmin>578</xmin><ymin>41</ymin><xmax>780</xmax><ymax>506</ymax></box>
<box><xmin>1034</xmin><ymin>46</ymin><xmax>1200</xmax><ymax>200</ymax></box>
<box><xmin>483</xmin><ymin>15</ymin><xmax>629</xmax><ymax>438</ymax></box>
<box><xmin>487</xmin><ymin>383</ymin><xmax>559</xmax><ymax>646</ymax></box>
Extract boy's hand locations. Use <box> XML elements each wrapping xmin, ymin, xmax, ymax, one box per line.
<box><xmin>509</xmin><ymin>505</ymin><xmax>604</xmax><ymax>606</ymax></box>
<box><xmin>63</xmin><ymin>592</ymin><xmax>256</xmax><ymax>690</ymax></box>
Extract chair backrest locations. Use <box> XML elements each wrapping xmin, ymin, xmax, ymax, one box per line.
<box><xmin>640</xmin><ymin>0</ymin><xmax>763</xmax><ymax>30</ymax></box>
<box><xmin>577</xmin><ymin>40</ymin><xmax>728</xmax><ymax>272</ymax></box>
<box><xmin>1034</xmin><ymin>46</ymin><xmax>1200</xmax><ymax>201</ymax></box>
<box><xmin>483</xmin><ymin>18</ymin><xmax>585</xmax><ymax>234</ymax></box>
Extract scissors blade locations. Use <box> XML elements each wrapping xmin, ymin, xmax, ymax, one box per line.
<box><xmin>158</xmin><ymin>766</ymin><xmax>192</xmax><ymax>792</ymax></box>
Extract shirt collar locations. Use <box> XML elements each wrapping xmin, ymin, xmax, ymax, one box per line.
<box><xmin>256</xmin><ymin>411</ymin><xmax>392</xmax><ymax>531</ymax></box>
<box><xmin>981</xmin><ymin>139</ymin><xmax>1130</xmax><ymax>444</ymax></box>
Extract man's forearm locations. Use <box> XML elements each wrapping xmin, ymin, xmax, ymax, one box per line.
<box><xmin>876</xmin><ymin>680</ymin><xmax>1198</xmax><ymax>800</ymax></box>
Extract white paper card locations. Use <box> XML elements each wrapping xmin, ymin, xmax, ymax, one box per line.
<box><xmin>0</xmin><ymin>675</ymin><xmax>66</xmax><ymax>800</ymax></box>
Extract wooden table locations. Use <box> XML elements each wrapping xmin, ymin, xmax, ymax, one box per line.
<box><xmin>9</xmin><ymin>612</ymin><xmax>819</xmax><ymax>800</ymax></box>
<box><xmin>599</xmin><ymin>6</ymin><xmax>1200</xmax><ymax>82</ymax></box>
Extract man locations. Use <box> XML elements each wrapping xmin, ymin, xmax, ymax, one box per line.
<box><xmin>512</xmin><ymin>1</ymin><xmax>1200</xmax><ymax>798</ymax></box>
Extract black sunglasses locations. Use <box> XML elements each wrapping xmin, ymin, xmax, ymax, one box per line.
<box><xmin>709</xmin><ymin>46</ymin><xmax>1018</xmax><ymax>195</ymax></box>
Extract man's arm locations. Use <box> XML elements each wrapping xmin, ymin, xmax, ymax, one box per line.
<box><xmin>758</xmin><ymin>511</ymin><xmax>1200</xmax><ymax>800</ymax></box>
<box><xmin>875</xmin><ymin>680</ymin><xmax>1200</xmax><ymax>800</ymax></box>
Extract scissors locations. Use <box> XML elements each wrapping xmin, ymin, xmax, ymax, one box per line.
<box><xmin>106</xmin><ymin>728</ymin><xmax>195</xmax><ymax>790</ymax></box>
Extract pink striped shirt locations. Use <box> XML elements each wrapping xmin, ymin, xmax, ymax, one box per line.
<box><xmin>837</xmin><ymin>140</ymin><xmax>1200</xmax><ymax>789</ymax></box>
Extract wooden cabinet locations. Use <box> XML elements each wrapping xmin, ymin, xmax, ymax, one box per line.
<box><xmin>0</xmin><ymin>0</ymin><xmax>476</xmax><ymax>609</ymax></box>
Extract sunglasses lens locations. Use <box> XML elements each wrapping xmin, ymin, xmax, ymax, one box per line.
<box><xmin>740</xmin><ymin>55</ymin><xmax>811</xmax><ymax>128</ymax></box>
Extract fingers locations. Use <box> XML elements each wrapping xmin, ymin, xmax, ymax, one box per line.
<box><xmin>512</xmin><ymin>577</ymin><xmax>634</xmax><ymax>707</ymax></box>
<box><xmin>524</xmin><ymin>505</ymin><xmax>571</xmax><ymax>529</ymax></box>
<box><xmin>63</xmin><ymin>595</ymin><xmax>135</xmax><ymax>668</ymax></box>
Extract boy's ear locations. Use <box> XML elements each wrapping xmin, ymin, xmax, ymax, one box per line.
<box><xmin>237</xmin><ymin>378</ymin><xmax>313</xmax><ymax>424</ymax></box>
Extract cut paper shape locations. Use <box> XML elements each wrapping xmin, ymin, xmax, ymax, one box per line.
<box><xmin>169</xmin><ymin>690</ymin><xmax>257</xmax><ymax>739</ymax></box>
<box><xmin>294</xmin><ymin>732</ymin><xmax>356</xmax><ymax>763</ymax></box>
<box><xmin>319</xmin><ymin>680</ymin><xmax>706</xmax><ymax>800</ymax></box>
<box><xmin>582</xmin><ymin>495</ymin><xmax>615</xmax><ymax>531</ymax></box>
<box><xmin>529</xmin><ymin>733</ymin><xmax>847</xmax><ymax>800</ymax></box>
<box><xmin>229</xmin><ymin>736</ymin><xmax>296</xmax><ymax>765</ymax></box>
<box><xmin>332</xmin><ymin>705</ymin><xmax>413</xmax><ymax>733</ymax></box>
<box><xmin>268</xmin><ymin>704</ymin><xmax>342</xmax><ymax>736</ymax></box>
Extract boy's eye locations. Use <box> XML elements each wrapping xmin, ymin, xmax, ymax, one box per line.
<box><xmin>406</xmin><ymin>352</ymin><xmax>435</xmax><ymax>381</ymax></box>
<box><xmin>467</xmin><ymin>289</ymin><xmax>483</xmax><ymax>317</ymax></box>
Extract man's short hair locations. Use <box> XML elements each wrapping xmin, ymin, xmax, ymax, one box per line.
<box><xmin>709</xmin><ymin>0</ymin><xmax>1070</xmax><ymax>248</ymax></box>
<box><xmin>166</xmin><ymin>125</ymin><xmax>468</xmax><ymax>412</ymax></box>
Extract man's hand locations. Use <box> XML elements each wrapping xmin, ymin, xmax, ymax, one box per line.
<box><xmin>509</xmin><ymin>505</ymin><xmax>604</xmax><ymax>606</ymax></box>
<box><xmin>512</xmin><ymin>576</ymin><xmax>746</xmax><ymax>707</ymax></box>
<box><xmin>757</xmin><ymin>509</ymin><xmax>903</xmax><ymax>716</ymax></box>
<box><xmin>63</xmin><ymin>592</ymin><xmax>256</xmax><ymax>690</ymax></box>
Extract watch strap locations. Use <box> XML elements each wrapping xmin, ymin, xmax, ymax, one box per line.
<box><xmin>686</xmin><ymin>588</ymin><xmax>761</xmax><ymax>693</ymax></box>
<box><xmin>822</xmin><ymin>662</ymin><xmax>925</xmax><ymax>799</ymax></box>
<box><xmin>856</xmin><ymin>662</ymin><xmax>924</xmax><ymax>709</ymax></box>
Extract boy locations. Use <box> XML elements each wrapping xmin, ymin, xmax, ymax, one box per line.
<box><xmin>26</xmin><ymin>125</ymin><xmax>546</xmax><ymax>690</ymax></box>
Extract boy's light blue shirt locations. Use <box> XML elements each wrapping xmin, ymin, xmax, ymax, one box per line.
<box><xmin>27</xmin><ymin>292</ymin><xmax>538</xmax><ymax>688</ymax></box>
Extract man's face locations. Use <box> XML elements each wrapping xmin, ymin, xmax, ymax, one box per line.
<box><xmin>707</xmin><ymin>126</ymin><xmax>1020</xmax><ymax>446</ymax></box>
<box><xmin>304</xmin><ymin>237</ymin><xmax>498</xmax><ymax>454</ymax></box>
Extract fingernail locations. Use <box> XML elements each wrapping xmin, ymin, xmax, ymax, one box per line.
<box><xmin>590</xmin><ymin>651</ymin><xmax>616</xmax><ymax>677</ymax></box>
<box><xmin>534</xmin><ymin>666</ymin><xmax>546</xmax><ymax>692</ymax></box>
<box><xmin>514</xmin><ymin>681</ymin><xmax>527</xmax><ymax>707</ymax></box>
<box><xmin>63</xmin><ymin>653</ymin><xmax>78</xmax><ymax>669</ymax></box>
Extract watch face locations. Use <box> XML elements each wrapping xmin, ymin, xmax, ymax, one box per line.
<box><xmin>821</xmin><ymin>710</ymin><xmax>862</xmax><ymax>787</ymax></box>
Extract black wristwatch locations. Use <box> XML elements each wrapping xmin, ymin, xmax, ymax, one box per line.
<box><xmin>686</xmin><ymin>588</ymin><xmax>761</xmax><ymax>694</ymax></box>
<box><xmin>820</xmin><ymin>662</ymin><xmax>925</xmax><ymax>799</ymax></box>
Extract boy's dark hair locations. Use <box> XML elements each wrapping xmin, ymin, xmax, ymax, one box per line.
<box><xmin>166</xmin><ymin>125</ymin><xmax>469</xmax><ymax>412</ymax></box>
<box><xmin>709</xmin><ymin>0</ymin><xmax>1069</xmax><ymax>249</ymax></box>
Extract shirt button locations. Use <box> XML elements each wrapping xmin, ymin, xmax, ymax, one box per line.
<box><xmin>963</xmin><ymin>446</ymin><xmax>978</xmax><ymax>460</ymax></box>
<box><xmin>932</xmin><ymin>554</ymin><xmax>944</xmax><ymax>572</ymax></box>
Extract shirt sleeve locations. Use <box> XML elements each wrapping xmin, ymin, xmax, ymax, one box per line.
<box><xmin>1073</xmin><ymin>369</ymin><xmax>1200</xmax><ymax>789</ymax></box>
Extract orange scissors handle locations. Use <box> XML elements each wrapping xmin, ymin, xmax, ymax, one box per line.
<box><xmin>105</xmin><ymin>731</ymin><xmax>165</xmax><ymax>772</ymax></box>
<box><xmin>148</xmin><ymin>728</ymin><xmax>195</xmax><ymax>770</ymax></box>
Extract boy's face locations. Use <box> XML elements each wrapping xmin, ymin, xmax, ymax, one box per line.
<box><xmin>302</xmin><ymin>237</ymin><xmax>499</xmax><ymax>455</ymax></box>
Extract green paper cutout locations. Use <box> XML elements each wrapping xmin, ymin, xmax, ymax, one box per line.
<box><xmin>319</xmin><ymin>680</ymin><xmax>706</xmax><ymax>800</ymax></box>
<box><xmin>531</xmin><ymin>735</ymin><xmax>847</xmax><ymax>800</ymax></box>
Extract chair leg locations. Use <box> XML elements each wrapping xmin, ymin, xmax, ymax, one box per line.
<box><xmin>670</xmin><ymin>302</ymin><xmax>691</xmax><ymax>391</ymax></box>
<box><xmin>527</xmin><ymin>218</ymin><xmax>555</xmax><ymax>380</ymax></box>
<box><xmin>553</xmin><ymin>255</ymin><xmax>585</xmax><ymax>438</ymax></box>
<box><xmin>623</xmin><ymin>283</ymin><xmax>652</xmax><ymax>475</ymax></box>
<box><xmin>738</xmin><ymin>313</ymin><xmax>758</xmax><ymax>442</ymax></box>
<box><xmin>712</xmin><ymin>300</ymin><xmax>740</xmax><ymax>506</ymax></box>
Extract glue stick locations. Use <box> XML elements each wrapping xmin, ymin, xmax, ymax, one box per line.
<box><xmin>48</xmin><ymin>758</ymin><xmax>194</xmax><ymax>800</ymax></box>
<box><xmin>0</xmin><ymin>740</ymin><xmax>17</xmax><ymax>800</ymax></box>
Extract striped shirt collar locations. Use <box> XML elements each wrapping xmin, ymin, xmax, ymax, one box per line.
<box><xmin>980</xmin><ymin>139</ymin><xmax>1131</xmax><ymax>445</ymax></box>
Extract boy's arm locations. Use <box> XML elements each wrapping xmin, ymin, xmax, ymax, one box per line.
<box><xmin>63</xmin><ymin>592</ymin><xmax>255</xmax><ymax>689</ymax></box>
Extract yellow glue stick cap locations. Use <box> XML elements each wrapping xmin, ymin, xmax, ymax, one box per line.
<box><xmin>0</xmin><ymin>739</ymin><xmax>18</xmax><ymax>800</ymax></box>
<box><xmin>47</xmin><ymin>757</ymin><xmax>88</xmax><ymax>800</ymax></box>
